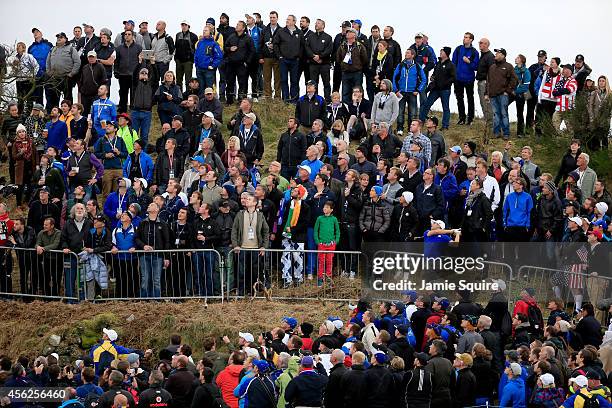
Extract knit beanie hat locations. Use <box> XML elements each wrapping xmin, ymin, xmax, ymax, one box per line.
<box><xmin>442</xmin><ymin>47</ymin><xmax>452</xmax><ymax>58</ymax></box>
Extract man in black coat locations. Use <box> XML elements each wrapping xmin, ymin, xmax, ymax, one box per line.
<box><xmin>276</xmin><ymin>117</ymin><xmax>307</xmax><ymax>180</ymax></box>
<box><xmin>575</xmin><ymin>303</ymin><xmax>603</xmax><ymax>347</ymax></box>
<box><xmin>339</xmin><ymin>351</ymin><xmax>368</xmax><ymax>408</ymax></box>
<box><xmin>223</xmin><ymin>21</ymin><xmax>255</xmax><ymax>105</ymax></box>
<box><xmin>284</xmin><ymin>355</ymin><xmax>328</xmax><ymax>408</ymax></box>
<box><xmin>164</xmin><ymin>355</ymin><xmax>195</xmax><ymax>408</ymax></box>
<box><xmin>138</xmin><ymin>370</ymin><xmax>172</xmax><ymax>408</ymax></box>
<box><xmin>451</xmin><ymin>353</ymin><xmax>477</xmax><ymax>408</ymax></box>
<box><xmin>389</xmin><ymin>324</ymin><xmax>415</xmax><ymax>369</ymax></box>
<box><xmin>364</xmin><ymin>351</ymin><xmax>394</xmax><ymax>408</ymax></box>
<box><xmin>98</xmin><ymin>370</ymin><xmax>136</xmax><ymax>408</ymax></box>
<box><xmin>305</xmin><ymin>19</ymin><xmax>333</xmax><ymax>102</ymax></box>
<box><xmin>323</xmin><ymin>349</ymin><xmax>348</xmax><ymax>408</ymax></box>
<box><xmin>477</xmin><ymin>315</ymin><xmax>504</xmax><ymax>373</ymax></box>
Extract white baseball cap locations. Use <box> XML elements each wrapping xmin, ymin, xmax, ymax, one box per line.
<box><xmin>540</xmin><ymin>373</ymin><xmax>555</xmax><ymax>387</ymax></box>
<box><xmin>239</xmin><ymin>332</ymin><xmax>255</xmax><ymax>343</ymax></box>
<box><xmin>431</xmin><ymin>219</ymin><xmax>445</xmax><ymax>230</ymax></box>
<box><xmin>569</xmin><ymin>375</ymin><xmax>588</xmax><ymax>388</ymax></box>
<box><xmin>568</xmin><ymin>216</ymin><xmax>583</xmax><ymax>227</ymax></box>
<box><xmin>103</xmin><ymin>328</ymin><xmax>118</xmax><ymax>341</ymax></box>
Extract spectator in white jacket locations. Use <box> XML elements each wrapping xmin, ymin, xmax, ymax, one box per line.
<box><xmin>8</xmin><ymin>42</ymin><xmax>39</xmax><ymax>113</ymax></box>
<box><xmin>361</xmin><ymin>310</ymin><xmax>380</xmax><ymax>357</ymax></box>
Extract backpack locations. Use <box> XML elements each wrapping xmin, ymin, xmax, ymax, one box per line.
<box><xmin>96</xmin><ymin>344</ymin><xmax>116</xmax><ymax>375</ymax></box>
<box><xmin>83</xmin><ymin>391</ymin><xmax>101</xmax><ymax>408</ymax></box>
<box><xmin>527</xmin><ymin>303</ymin><xmax>545</xmax><ymax>337</ymax></box>
<box><xmin>576</xmin><ymin>392</ymin><xmax>601</xmax><ymax>408</ymax></box>
<box><xmin>500</xmin><ymin>310</ymin><xmax>513</xmax><ymax>338</ymax></box>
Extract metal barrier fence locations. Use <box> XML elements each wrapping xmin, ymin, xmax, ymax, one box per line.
<box><xmin>515</xmin><ymin>265</ymin><xmax>612</xmax><ymax>322</ymax></box>
<box><xmin>84</xmin><ymin>249</ymin><xmax>224</xmax><ymax>302</ymax></box>
<box><xmin>226</xmin><ymin>248</ymin><xmax>366</xmax><ymax>302</ymax></box>
<box><xmin>0</xmin><ymin>246</ymin><xmax>80</xmax><ymax>302</ymax></box>
<box><xmin>0</xmin><ymin>246</ymin><xmax>223</xmax><ymax>302</ymax></box>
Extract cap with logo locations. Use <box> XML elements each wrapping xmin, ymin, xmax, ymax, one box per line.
<box><xmin>494</xmin><ymin>48</ymin><xmax>507</xmax><ymax>57</ymax></box>
<box><xmin>341</xmin><ymin>21</ymin><xmax>351</xmax><ymax>28</ymax></box>
<box><xmin>537</xmin><ymin>50</ymin><xmax>547</xmax><ymax>57</ymax></box>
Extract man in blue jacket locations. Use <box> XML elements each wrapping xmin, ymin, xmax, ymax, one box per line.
<box><xmin>28</xmin><ymin>28</ymin><xmax>53</xmax><ymax>104</ymax></box>
<box><xmin>393</xmin><ymin>48</ymin><xmax>427</xmax><ymax>135</ymax></box>
<box><xmin>502</xmin><ymin>178</ymin><xmax>533</xmax><ymax>242</ymax></box>
<box><xmin>122</xmin><ymin>139</ymin><xmax>154</xmax><ymax>185</ymax></box>
<box><xmin>409</xmin><ymin>32</ymin><xmax>436</xmax><ymax>109</ymax></box>
<box><xmin>94</xmin><ymin>121</ymin><xmax>128</xmax><ymax>197</ymax></box>
<box><xmin>194</xmin><ymin>26</ymin><xmax>223</xmax><ymax>90</ymax></box>
<box><xmin>434</xmin><ymin>158</ymin><xmax>459</xmax><ymax>215</ymax></box>
<box><xmin>452</xmin><ymin>32</ymin><xmax>479</xmax><ymax>125</ymax></box>
<box><xmin>499</xmin><ymin>363</ymin><xmax>526</xmax><ymax>408</ymax></box>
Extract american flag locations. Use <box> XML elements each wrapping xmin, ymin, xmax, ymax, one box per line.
<box><xmin>568</xmin><ymin>244</ymin><xmax>589</xmax><ymax>288</ymax></box>
<box><xmin>556</xmin><ymin>77</ymin><xmax>578</xmax><ymax>112</ymax></box>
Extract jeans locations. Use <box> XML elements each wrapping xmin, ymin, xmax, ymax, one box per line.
<box><xmin>397</xmin><ymin>92</ymin><xmax>418</xmax><ymax>132</ymax></box>
<box><xmin>63</xmin><ymin>255</ymin><xmax>79</xmax><ymax>301</ymax></box>
<box><xmin>420</xmin><ymin>89</ymin><xmax>451</xmax><ymax>128</ymax></box>
<box><xmin>341</xmin><ymin>71</ymin><xmax>363</xmax><ymax>104</ymax></box>
<box><xmin>309</xmin><ymin>64</ymin><xmax>331</xmax><ymax>102</ymax></box>
<box><xmin>194</xmin><ymin>250</ymin><xmax>217</xmax><ymax>296</ymax></box>
<box><xmin>236</xmin><ymin>250</ymin><xmax>261</xmax><ymax>296</ymax></box>
<box><xmin>280</xmin><ymin>58</ymin><xmax>300</xmax><ymax>102</ymax></box>
<box><xmin>131</xmin><ymin>110</ymin><xmax>152</xmax><ymax>145</ymax></box>
<box><xmin>196</xmin><ymin>67</ymin><xmax>217</xmax><ymax>91</ymax></box>
<box><xmin>139</xmin><ymin>254</ymin><xmax>162</xmax><ymax>298</ymax></box>
<box><xmin>454</xmin><ymin>80</ymin><xmax>475</xmax><ymax>122</ymax></box>
<box><xmin>305</xmin><ymin>227</ymin><xmax>316</xmax><ymax>276</ymax></box>
<box><xmin>491</xmin><ymin>94</ymin><xmax>510</xmax><ymax>136</ymax></box>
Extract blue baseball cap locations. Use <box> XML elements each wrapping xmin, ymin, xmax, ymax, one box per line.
<box><xmin>300</xmin><ymin>355</ymin><xmax>314</xmax><ymax>367</ymax></box>
<box><xmin>282</xmin><ymin>317</ymin><xmax>298</xmax><ymax>329</ymax></box>
<box><xmin>351</xmin><ymin>19</ymin><xmax>363</xmax><ymax>26</ymax></box>
<box><xmin>401</xmin><ymin>290</ymin><xmax>418</xmax><ymax>301</ymax></box>
<box><xmin>450</xmin><ymin>145</ymin><xmax>462</xmax><ymax>154</ymax></box>
<box><xmin>190</xmin><ymin>156</ymin><xmax>205</xmax><ymax>164</ymax></box>
<box><xmin>253</xmin><ymin>359</ymin><xmax>270</xmax><ymax>373</ymax></box>
<box><xmin>122</xmin><ymin>20</ymin><xmax>135</xmax><ymax>26</ymax></box>
<box><xmin>374</xmin><ymin>351</ymin><xmax>387</xmax><ymax>364</ymax></box>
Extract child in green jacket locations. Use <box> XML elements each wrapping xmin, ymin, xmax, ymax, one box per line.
<box><xmin>313</xmin><ymin>201</ymin><xmax>341</xmax><ymax>285</ymax></box>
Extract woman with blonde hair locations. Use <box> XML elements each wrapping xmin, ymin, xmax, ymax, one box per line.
<box><xmin>471</xmin><ymin>342</ymin><xmax>495</xmax><ymax>405</ymax></box>
<box><xmin>327</xmin><ymin>119</ymin><xmax>349</xmax><ymax>153</ymax></box>
<box><xmin>489</xmin><ymin>150</ymin><xmax>508</xmax><ymax>182</ymax></box>
<box><xmin>588</xmin><ymin>75</ymin><xmax>612</xmax><ymax>150</ymax></box>
<box><xmin>154</xmin><ymin>70</ymin><xmax>182</xmax><ymax>125</ymax></box>
<box><xmin>222</xmin><ymin>135</ymin><xmax>241</xmax><ymax>168</ymax></box>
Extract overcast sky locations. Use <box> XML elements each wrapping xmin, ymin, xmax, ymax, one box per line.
<box><xmin>2</xmin><ymin>0</ymin><xmax>611</xmax><ymax>118</ymax></box>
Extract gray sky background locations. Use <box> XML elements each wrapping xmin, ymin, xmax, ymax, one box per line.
<box><xmin>2</xmin><ymin>0</ymin><xmax>611</xmax><ymax>119</ymax></box>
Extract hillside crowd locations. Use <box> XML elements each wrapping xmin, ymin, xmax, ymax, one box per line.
<box><xmin>2</xmin><ymin>293</ymin><xmax>612</xmax><ymax>408</ymax></box>
<box><xmin>0</xmin><ymin>11</ymin><xmax>611</xmax><ymax>301</ymax></box>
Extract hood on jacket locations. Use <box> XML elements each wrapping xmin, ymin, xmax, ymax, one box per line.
<box><xmin>225</xmin><ymin>364</ymin><xmax>243</xmax><ymax>378</ymax></box>
<box><xmin>287</xmin><ymin>356</ymin><xmax>300</xmax><ymax>377</ymax></box>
